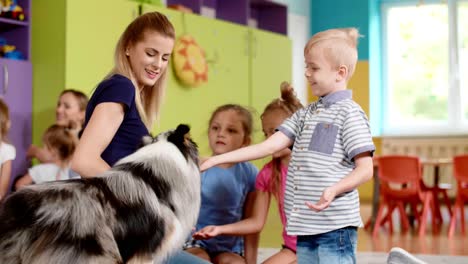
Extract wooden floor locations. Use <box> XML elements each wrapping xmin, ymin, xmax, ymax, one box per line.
<box><xmin>358</xmin><ymin>203</ymin><xmax>468</xmax><ymax>255</ymax></box>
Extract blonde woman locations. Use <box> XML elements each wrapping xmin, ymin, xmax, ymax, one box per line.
<box><xmin>72</xmin><ymin>12</ymin><xmax>209</xmax><ymax>264</ymax></box>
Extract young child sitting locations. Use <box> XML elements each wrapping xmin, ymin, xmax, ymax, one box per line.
<box><xmin>185</xmin><ymin>104</ymin><xmax>259</xmax><ymax>264</ymax></box>
<box><xmin>15</xmin><ymin>124</ymin><xmax>79</xmax><ymax>189</ymax></box>
<box><xmin>0</xmin><ymin>99</ymin><xmax>15</xmax><ymax>200</ymax></box>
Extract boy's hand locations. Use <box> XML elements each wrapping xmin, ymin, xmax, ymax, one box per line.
<box><xmin>192</xmin><ymin>225</ymin><xmax>221</xmax><ymax>239</ymax></box>
<box><xmin>305</xmin><ymin>187</ymin><xmax>337</xmax><ymax>212</ymax></box>
<box><xmin>200</xmin><ymin>158</ymin><xmax>216</xmax><ymax>172</ymax></box>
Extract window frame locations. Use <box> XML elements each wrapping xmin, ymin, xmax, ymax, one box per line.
<box><xmin>380</xmin><ymin>0</ymin><xmax>467</xmax><ymax>136</ymax></box>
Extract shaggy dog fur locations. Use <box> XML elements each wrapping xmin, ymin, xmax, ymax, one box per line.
<box><xmin>0</xmin><ymin>124</ymin><xmax>200</xmax><ymax>264</ymax></box>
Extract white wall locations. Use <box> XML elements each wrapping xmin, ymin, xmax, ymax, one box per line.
<box><xmin>272</xmin><ymin>0</ymin><xmax>311</xmax><ymax>104</ymax></box>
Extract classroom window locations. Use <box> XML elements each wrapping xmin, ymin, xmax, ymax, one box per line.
<box><xmin>381</xmin><ymin>0</ymin><xmax>468</xmax><ymax>135</ymax></box>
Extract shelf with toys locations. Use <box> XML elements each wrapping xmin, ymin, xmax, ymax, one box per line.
<box><xmin>0</xmin><ymin>0</ymin><xmax>32</xmax><ymax>185</ymax></box>
<box><xmin>0</xmin><ymin>0</ymin><xmax>29</xmax><ymax>61</ymax></box>
<box><xmin>166</xmin><ymin>0</ymin><xmax>287</xmax><ymax>35</ymax></box>
<box><xmin>0</xmin><ymin>16</ymin><xmax>28</xmax><ymax>26</ymax></box>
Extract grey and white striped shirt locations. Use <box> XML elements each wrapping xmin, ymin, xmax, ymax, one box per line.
<box><xmin>278</xmin><ymin>90</ymin><xmax>375</xmax><ymax>236</ymax></box>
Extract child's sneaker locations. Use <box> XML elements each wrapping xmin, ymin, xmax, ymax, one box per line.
<box><xmin>387</xmin><ymin>247</ymin><xmax>426</xmax><ymax>264</ymax></box>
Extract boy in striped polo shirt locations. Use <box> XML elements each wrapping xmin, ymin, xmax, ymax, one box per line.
<box><xmin>201</xmin><ymin>27</ymin><xmax>375</xmax><ymax>264</ymax></box>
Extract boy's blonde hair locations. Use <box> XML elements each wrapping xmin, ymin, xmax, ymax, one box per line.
<box><xmin>110</xmin><ymin>12</ymin><xmax>175</xmax><ymax>131</ymax></box>
<box><xmin>304</xmin><ymin>27</ymin><xmax>360</xmax><ymax>80</ymax></box>
<box><xmin>43</xmin><ymin>124</ymin><xmax>78</xmax><ymax>163</ymax></box>
<box><xmin>0</xmin><ymin>99</ymin><xmax>9</xmax><ymax>142</ymax></box>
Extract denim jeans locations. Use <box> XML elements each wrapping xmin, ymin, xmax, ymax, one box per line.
<box><xmin>163</xmin><ymin>250</ymin><xmax>210</xmax><ymax>264</ymax></box>
<box><xmin>296</xmin><ymin>226</ymin><xmax>357</xmax><ymax>264</ymax></box>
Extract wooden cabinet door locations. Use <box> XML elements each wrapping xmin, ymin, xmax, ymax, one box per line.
<box><xmin>0</xmin><ymin>58</ymin><xmax>32</xmax><ymax>179</ymax></box>
<box><xmin>65</xmin><ymin>0</ymin><xmax>138</xmax><ymax>95</ymax></box>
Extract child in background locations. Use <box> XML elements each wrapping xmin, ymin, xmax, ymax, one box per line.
<box><xmin>201</xmin><ymin>28</ymin><xmax>375</xmax><ymax>264</ymax></box>
<box><xmin>0</xmin><ymin>99</ymin><xmax>15</xmax><ymax>200</ymax></box>
<box><xmin>185</xmin><ymin>104</ymin><xmax>259</xmax><ymax>264</ymax></box>
<box><xmin>193</xmin><ymin>82</ymin><xmax>303</xmax><ymax>264</ymax></box>
<box><xmin>15</xmin><ymin>124</ymin><xmax>79</xmax><ymax>189</ymax></box>
<box><xmin>27</xmin><ymin>89</ymin><xmax>88</xmax><ymax>163</ymax></box>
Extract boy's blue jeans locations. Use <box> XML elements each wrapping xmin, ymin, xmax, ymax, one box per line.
<box><xmin>296</xmin><ymin>226</ymin><xmax>357</xmax><ymax>264</ymax></box>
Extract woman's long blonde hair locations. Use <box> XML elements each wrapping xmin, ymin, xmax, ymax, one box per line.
<box><xmin>109</xmin><ymin>12</ymin><xmax>175</xmax><ymax>130</ymax></box>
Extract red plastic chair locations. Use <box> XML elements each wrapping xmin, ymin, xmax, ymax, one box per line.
<box><xmin>372</xmin><ymin>156</ymin><xmax>434</xmax><ymax>237</ymax></box>
<box><xmin>419</xmin><ymin>160</ymin><xmax>453</xmax><ymax>224</ymax></box>
<box><xmin>448</xmin><ymin>155</ymin><xmax>468</xmax><ymax>237</ymax></box>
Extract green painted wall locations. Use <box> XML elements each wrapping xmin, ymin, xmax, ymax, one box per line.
<box><xmin>31</xmin><ymin>0</ymin><xmax>67</xmax><ymax>152</ymax></box>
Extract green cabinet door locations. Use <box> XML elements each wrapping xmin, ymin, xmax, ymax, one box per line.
<box><xmin>65</xmin><ymin>0</ymin><xmax>138</xmax><ymax>95</ymax></box>
<box><xmin>248</xmin><ymin>29</ymin><xmax>292</xmax><ymax>156</ymax></box>
<box><xmin>249</xmin><ymin>29</ymin><xmax>292</xmax><ymax>248</ymax></box>
<box><xmin>32</xmin><ymin>0</ymin><xmax>137</xmax><ymax>148</ymax></box>
<box><xmin>249</xmin><ymin>29</ymin><xmax>292</xmax><ymax>128</ymax></box>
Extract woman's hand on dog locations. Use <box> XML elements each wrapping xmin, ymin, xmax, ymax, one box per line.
<box><xmin>192</xmin><ymin>225</ymin><xmax>221</xmax><ymax>240</ymax></box>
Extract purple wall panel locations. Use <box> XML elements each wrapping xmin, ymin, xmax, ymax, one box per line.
<box><xmin>0</xmin><ymin>59</ymin><xmax>32</xmax><ymax>185</ymax></box>
<box><xmin>256</xmin><ymin>4</ymin><xmax>287</xmax><ymax>34</ymax></box>
<box><xmin>166</xmin><ymin>0</ymin><xmax>287</xmax><ymax>35</ymax></box>
<box><xmin>167</xmin><ymin>0</ymin><xmax>202</xmax><ymax>13</ymax></box>
<box><xmin>217</xmin><ymin>0</ymin><xmax>249</xmax><ymax>25</ymax></box>
<box><xmin>202</xmin><ymin>0</ymin><xmax>217</xmax><ymax>9</ymax></box>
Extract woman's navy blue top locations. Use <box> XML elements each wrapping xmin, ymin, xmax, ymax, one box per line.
<box><xmin>84</xmin><ymin>74</ymin><xmax>149</xmax><ymax>166</ymax></box>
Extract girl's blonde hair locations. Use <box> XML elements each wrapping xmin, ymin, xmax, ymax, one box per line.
<box><xmin>209</xmin><ymin>104</ymin><xmax>254</xmax><ymax>145</ymax></box>
<box><xmin>109</xmin><ymin>11</ymin><xmax>175</xmax><ymax>131</ymax></box>
<box><xmin>0</xmin><ymin>99</ymin><xmax>10</xmax><ymax>142</ymax></box>
<box><xmin>262</xmin><ymin>82</ymin><xmax>303</xmax><ymax>202</ymax></box>
<box><xmin>304</xmin><ymin>27</ymin><xmax>360</xmax><ymax>80</ymax></box>
<box><xmin>42</xmin><ymin>124</ymin><xmax>78</xmax><ymax>164</ymax></box>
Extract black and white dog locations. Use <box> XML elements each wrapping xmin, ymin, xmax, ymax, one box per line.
<box><xmin>0</xmin><ymin>124</ymin><xmax>200</xmax><ymax>264</ymax></box>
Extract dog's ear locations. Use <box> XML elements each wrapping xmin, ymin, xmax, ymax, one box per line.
<box><xmin>167</xmin><ymin>124</ymin><xmax>192</xmax><ymax>157</ymax></box>
<box><xmin>168</xmin><ymin>124</ymin><xmax>190</xmax><ymax>146</ymax></box>
<box><xmin>175</xmin><ymin>124</ymin><xmax>190</xmax><ymax>137</ymax></box>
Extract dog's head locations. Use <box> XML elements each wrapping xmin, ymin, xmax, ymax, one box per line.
<box><xmin>141</xmin><ymin>124</ymin><xmax>199</xmax><ymax>166</ymax></box>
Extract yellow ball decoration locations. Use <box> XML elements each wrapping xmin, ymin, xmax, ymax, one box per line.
<box><xmin>172</xmin><ymin>35</ymin><xmax>208</xmax><ymax>87</ymax></box>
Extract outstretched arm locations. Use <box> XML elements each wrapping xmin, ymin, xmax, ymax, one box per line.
<box><xmin>200</xmin><ymin>131</ymin><xmax>292</xmax><ymax>171</ymax></box>
<box><xmin>193</xmin><ymin>191</ymin><xmax>271</xmax><ymax>239</ymax></box>
<box><xmin>27</xmin><ymin>145</ymin><xmax>54</xmax><ymax>163</ymax></box>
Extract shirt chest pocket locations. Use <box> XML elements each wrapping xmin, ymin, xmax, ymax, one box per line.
<box><xmin>308</xmin><ymin>122</ymin><xmax>339</xmax><ymax>155</ymax></box>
